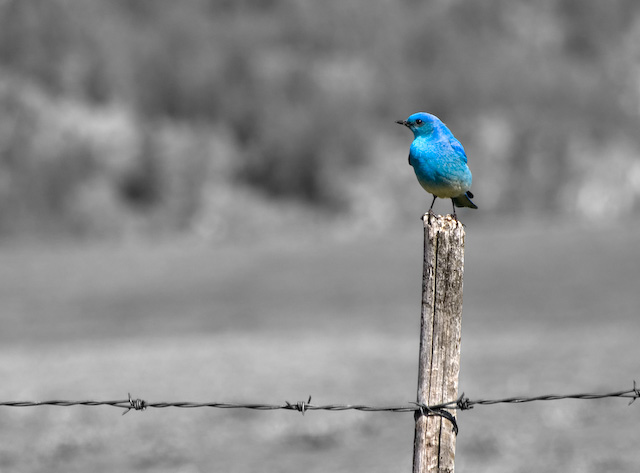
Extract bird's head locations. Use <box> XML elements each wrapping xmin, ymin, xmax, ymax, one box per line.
<box><xmin>395</xmin><ymin>112</ymin><xmax>440</xmax><ymax>137</ymax></box>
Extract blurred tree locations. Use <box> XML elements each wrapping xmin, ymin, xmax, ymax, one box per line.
<box><xmin>0</xmin><ymin>0</ymin><xmax>638</xmax><ymax>239</ymax></box>
<box><xmin>117</xmin><ymin>130</ymin><xmax>163</xmax><ymax>210</ymax></box>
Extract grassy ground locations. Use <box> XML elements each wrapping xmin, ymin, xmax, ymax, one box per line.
<box><xmin>1</xmin><ymin>215</ymin><xmax>639</xmax><ymax>472</ymax></box>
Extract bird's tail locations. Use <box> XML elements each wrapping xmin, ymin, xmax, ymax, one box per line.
<box><xmin>452</xmin><ymin>191</ymin><xmax>478</xmax><ymax>209</ymax></box>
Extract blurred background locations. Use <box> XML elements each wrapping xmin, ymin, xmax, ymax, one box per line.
<box><xmin>1</xmin><ymin>0</ymin><xmax>639</xmax><ymax>471</ymax></box>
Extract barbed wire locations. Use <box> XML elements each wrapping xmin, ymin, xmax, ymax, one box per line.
<box><xmin>1</xmin><ymin>382</ymin><xmax>637</xmax><ymax>428</ymax></box>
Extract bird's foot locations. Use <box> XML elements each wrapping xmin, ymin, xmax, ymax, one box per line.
<box><xmin>421</xmin><ymin>209</ymin><xmax>436</xmax><ymax>225</ymax></box>
<box><xmin>448</xmin><ymin>213</ymin><xmax>466</xmax><ymax>227</ymax></box>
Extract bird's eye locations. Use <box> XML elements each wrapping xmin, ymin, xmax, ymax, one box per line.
<box><xmin>415</xmin><ymin>119</ymin><xmax>423</xmax><ymax>125</ymax></box>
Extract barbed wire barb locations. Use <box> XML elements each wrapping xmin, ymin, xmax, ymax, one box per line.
<box><xmin>455</xmin><ymin>393</ymin><xmax>472</xmax><ymax>410</ymax></box>
<box><xmin>285</xmin><ymin>395</ymin><xmax>312</xmax><ymax>415</ymax></box>
<box><xmin>628</xmin><ymin>380</ymin><xmax>639</xmax><ymax>406</ymax></box>
<box><xmin>122</xmin><ymin>393</ymin><xmax>146</xmax><ymax>415</ymax></box>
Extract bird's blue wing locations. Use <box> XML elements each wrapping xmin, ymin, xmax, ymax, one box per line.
<box><xmin>448</xmin><ymin>136</ymin><xmax>468</xmax><ymax>164</ymax></box>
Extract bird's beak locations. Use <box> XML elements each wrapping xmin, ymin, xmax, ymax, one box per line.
<box><xmin>395</xmin><ymin>119</ymin><xmax>408</xmax><ymax>127</ymax></box>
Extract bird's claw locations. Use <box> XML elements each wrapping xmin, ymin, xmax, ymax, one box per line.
<box><xmin>448</xmin><ymin>213</ymin><xmax>466</xmax><ymax>227</ymax></box>
<box><xmin>421</xmin><ymin>209</ymin><xmax>436</xmax><ymax>224</ymax></box>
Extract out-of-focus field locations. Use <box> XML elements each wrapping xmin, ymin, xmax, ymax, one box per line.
<box><xmin>1</xmin><ymin>217</ymin><xmax>639</xmax><ymax>472</ymax></box>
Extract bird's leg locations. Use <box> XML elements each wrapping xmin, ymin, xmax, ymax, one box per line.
<box><xmin>450</xmin><ymin>199</ymin><xmax>458</xmax><ymax>221</ymax></box>
<box><xmin>428</xmin><ymin>195</ymin><xmax>437</xmax><ymax>215</ymax></box>
<box><xmin>422</xmin><ymin>195</ymin><xmax>438</xmax><ymax>223</ymax></box>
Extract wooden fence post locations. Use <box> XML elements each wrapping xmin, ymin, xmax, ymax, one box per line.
<box><xmin>413</xmin><ymin>214</ymin><xmax>465</xmax><ymax>473</ymax></box>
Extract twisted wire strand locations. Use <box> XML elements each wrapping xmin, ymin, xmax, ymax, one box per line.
<box><xmin>1</xmin><ymin>383</ymin><xmax>637</xmax><ymax>416</ymax></box>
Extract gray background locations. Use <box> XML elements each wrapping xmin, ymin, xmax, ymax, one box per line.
<box><xmin>1</xmin><ymin>1</ymin><xmax>639</xmax><ymax>471</ymax></box>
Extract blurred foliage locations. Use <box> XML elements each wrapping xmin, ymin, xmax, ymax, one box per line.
<box><xmin>0</xmin><ymin>0</ymin><xmax>639</xmax><ymax>238</ymax></box>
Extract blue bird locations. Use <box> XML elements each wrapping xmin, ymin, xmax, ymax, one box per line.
<box><xmin>396</xmin><ymin>112</ymin><xmax>477</xmax><ymax>219</ymax></box>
